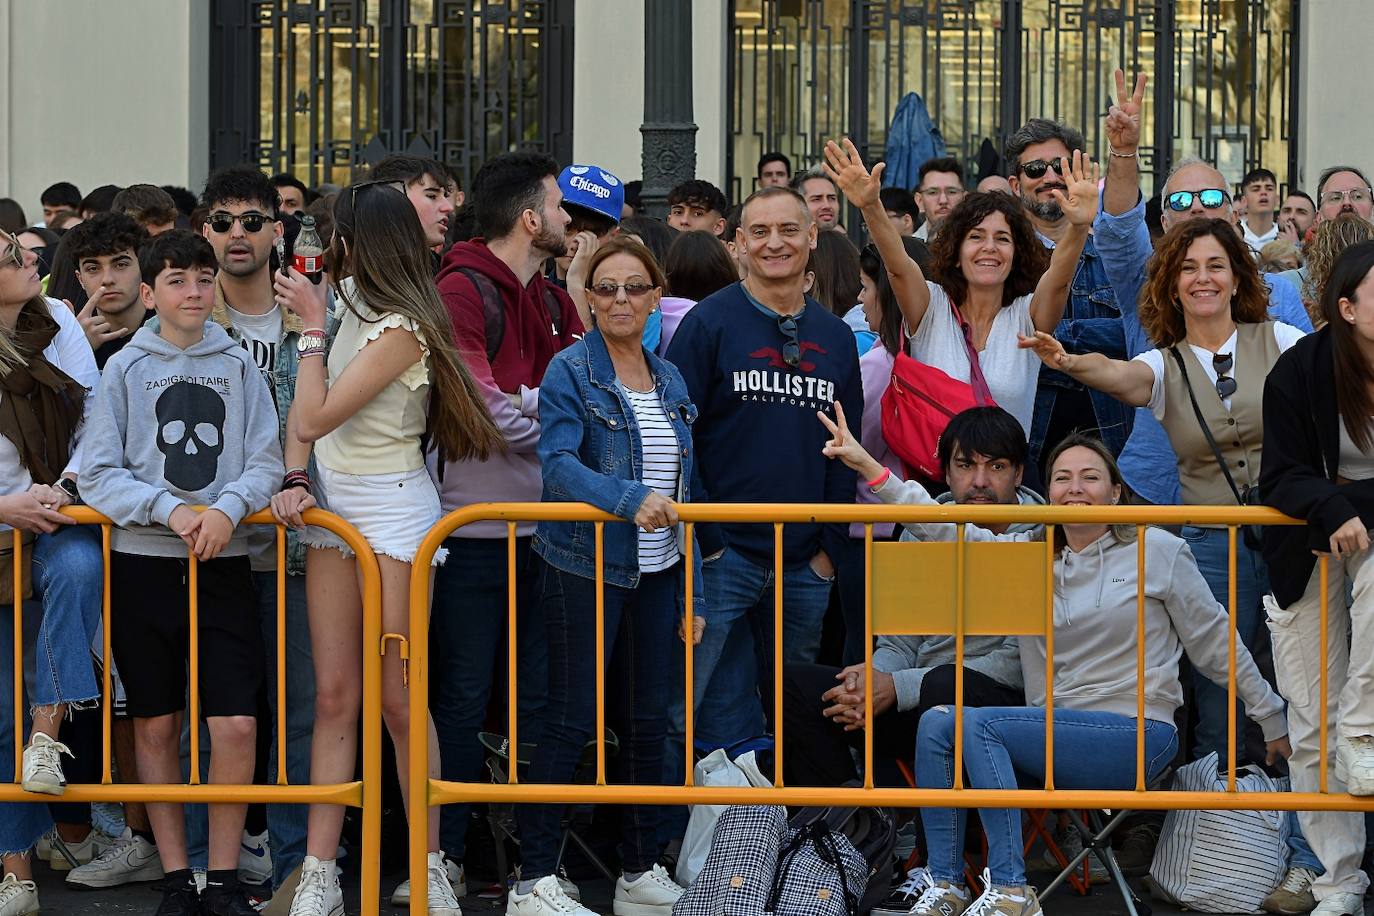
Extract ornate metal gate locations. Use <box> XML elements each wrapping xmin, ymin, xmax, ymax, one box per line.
<box><xmin>209</xmin><ymin>0</ymin><xmax>574</xmax><ymax>190</ymax></box>
<box><xmin>726</xmin><ymin>0</ymin><xmax>1299</xmax><ymax>202</ymax></box>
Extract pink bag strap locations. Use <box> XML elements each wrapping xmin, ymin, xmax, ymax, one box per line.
<box><xmin>949</xmin><ymin>299</ymin><xmax>993</xmax><ymax>405</ymax></box>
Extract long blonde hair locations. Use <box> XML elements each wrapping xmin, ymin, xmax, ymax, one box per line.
<box><xmin>0</xmin><ymin>229</ymin><xmax>43</xmax><ymax>375</ymax></box>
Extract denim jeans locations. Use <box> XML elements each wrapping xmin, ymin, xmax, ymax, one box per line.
<box><xmin>518</xmin><ymin>559</ymin><xmax>678</xmax><ymax>876</ymax></box>
<box><xmin>185</xmin><ymin>572</ymin><xmax>314</xmax><ymax>888</ymax></box>
<box><xmin>0</xmin><ymin>597</ymin><xmax>52</xmax><ymax>854</ymax></box>
<box><xmin>916</xmin><ymin>705</ymin><xmax>1177</xmax><ymax>887</ymax></box>
<box><xmin>30</xmin><ymin>524</ymin><xmax>104</xmax><ymax>711</ymax></box>
<box><xmin>430</xmin><ymin>536</ymin><xmax>546</xmax><ymax>863</ymax></box>
<box><xmin>665</xmin><ymin>545</ymin><xmax>834</xmax><ymax>786</ymax></box>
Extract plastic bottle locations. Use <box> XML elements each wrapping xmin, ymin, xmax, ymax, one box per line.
<box><xmin>293</xmin><ymin>215</ymin><xmax>325</xmax><ymax>284</ymax></box>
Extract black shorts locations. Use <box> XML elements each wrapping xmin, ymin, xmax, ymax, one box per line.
<box><xmin>109</xmin><ymin>551</ymin><xmax>263</xmax><ymax>719</ymax></box>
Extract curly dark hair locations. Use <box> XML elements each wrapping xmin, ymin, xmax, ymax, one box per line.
<box><xmin>200</xmin><ymin>166</ymin><xmax>280</xmax><ymax>213</ymax></box>
<box><xmin>1139</xmin><ymin>218</ymin><xmax>1270</xmax><ymax>348</ymax></box>
<box><xmin>927</xmin><ymin>192</ymin><xmax>1048</xmax><ymax>308</ymax></box>
<box><xmin>63</xmin><ymin>212</ymin><xmax>148</xmax><ymax>264</ymax></box>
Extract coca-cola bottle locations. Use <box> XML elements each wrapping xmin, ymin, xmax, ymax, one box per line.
<box><xmin>293</xmin><ymin>215</ymin><xmax>326</xmax><ymax>284</ymax></box>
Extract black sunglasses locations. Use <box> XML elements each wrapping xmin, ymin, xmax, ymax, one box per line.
<box><xmin>1018</xmin><ymin>159</ymin><xmax>1067</xmax><ymax>179</ymax></box>
<box><xmin>777</xmin><ymin>314</ymin><xmax>800</xmax><ymax>368</ymax></box>
<box><xmin>1213</xmin><ymin>352</ymin><xmax>1237</xmax><ymax>400</ymax></box>
<box><xmin>350</xmin><ymin>178</ymin><xmax>406</xmax><ymax>212</ymax></box>
<box><xmin>206</xmin><ymin>211</ymin><xmax>274</xmax><ymax>234</ymax></box>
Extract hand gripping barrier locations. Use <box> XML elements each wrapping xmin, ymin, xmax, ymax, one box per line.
<box><xmin>403</xmin><ymin>501</ymin><xmax>1374</xmax><ymax>914</ymax></box>
<box><xmin>2</xmin><ymin>507</ymin><xmax>384</xmax><ymax>916</ymax></box>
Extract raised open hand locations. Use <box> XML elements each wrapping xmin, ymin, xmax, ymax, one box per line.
<box><xmin>1105</xmin><ymin>69</ymin><xmax>1147</xmax><ymax>154</ymax></box>
<box><xmin>1018</xmin><ymin>330</ymin><xmax>1075</xmax><ymax>370</ymax></box>
<box><xmin>822</xmin><ymin>138</ymin><xmax>884</xmax><ymax>210</ymax></box>
<box><xmin>1050</xmin><ymin>150</ymin><xmax>1103</xmax><ymax>227</ymax></box>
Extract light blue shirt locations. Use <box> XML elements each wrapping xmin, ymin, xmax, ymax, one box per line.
<box><xmin>1091</xmin><ymin>193</ymin><xmax>1312</xmax><ymax>505</ymax></box>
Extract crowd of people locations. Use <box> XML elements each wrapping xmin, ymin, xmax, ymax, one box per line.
<box><xmin>2</xmin><ymin>67</ymin><xmax>1374</xmax><ymax>916</ymax></box>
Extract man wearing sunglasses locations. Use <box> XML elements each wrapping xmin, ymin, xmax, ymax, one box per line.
<box><xmin>1005</xmin><ymin>118</ymin><xmax>1133</xmax><ymax>481</ymax></box>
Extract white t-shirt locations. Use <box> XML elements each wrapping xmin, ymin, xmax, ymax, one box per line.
<box><xmin>1132</xmin><ymin>323</ymin><xmax>1306</xmax><ymax>421</ymax></box>
<box><xmin>619</xmin><ymin>382</ymin><xmax>681</xmax><ymax>573</ymax></box>
<box><xmin>225</xmin><ymin>303</ymin><xmax>283</xmax><ymax>382</ymax></box>
<box><xmin>908</xmin><ymin>281</ymin><xmax>1038</xmax><ymax>436</ymax></box>
<box><xmin>1242</xmin><ymin>222</ymin><xmax>1279</xmax><ymax>256</ymax></box>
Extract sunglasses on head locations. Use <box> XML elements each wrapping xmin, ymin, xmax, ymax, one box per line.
<box><xmin>0</xmin><ymin>230</ymin><xmax>24</xmax><ymax>270</ymax></box>
<box><xmin>1165</xmin><ymin>189</ymin><xmax>1229</xmax><ymax>212</ymax></box>
<box><xmin>1213</xmin><ymin>352</ymin><xmax>1237</xmax><ymax>400</ymax></box>
<box><xmin>1017</xmin><ymin>159</ymin><xmax>1067</xmax><ymax>179</ymax></box>
<box><xmin>206</xmin><ymin>211</ymin><xmax>274</xmax><ymax>234</ymax></box>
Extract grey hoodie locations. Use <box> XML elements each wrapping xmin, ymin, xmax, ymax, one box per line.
<box><xmin>79</xmin><ymin>323</ymin><xmax>284</xmax><ymax>558</ymax></box>
<box><xmin>870</xmin><ymin>480</ymin><xmax>1045</xmax><ymax>710</ymax></box>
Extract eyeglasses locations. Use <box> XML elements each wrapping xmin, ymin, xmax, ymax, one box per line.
<box><xmin>919</xmin><ymin>186</ymin><xmax>964</xmax><ymax>199</ymax></box>
<box><xmin>1017</xmin><ymin>159</ymin><xmax>1067</xmax><ymax>179</ymax></box>
<box><xmin>777</xmin><ymin>314</ymin><xmax>800</xmax><ymax>368</ymax></box>
<box><xmin>1213</xmin><ymin>352</ymin><xmax>1237</xmax><ymax>400</ymax></box>
<box><xmin>206</xmin><ymin>211</ymin><xmax>275</xmax><ymax>234</ymax></box>
<box><xmin>1165</xmin><ymin>189</ymin><xmax>1229</xmax><ymax>212</ymax></box>
<box><xmin>1320</xmin><ymin>187</ymin><xmax>1373</xmax><ymax>207</ymax></box>
<box><xmin>589</xmin><ymin>281</ymin><xmax>656</xmax><ymax>300</ymax></box>
<box><xmin>0</xmin><ymin>230</ymin><xmax>27</xmax><ymax>270</ymax></box>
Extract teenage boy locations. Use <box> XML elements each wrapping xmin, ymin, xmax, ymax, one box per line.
<box><xmin>553</xmin><ymin>163</ymin><xmax>624</xmax><ymax>328</ymax></box>
<box><xmin>41</xmin><ymin>181</ymin><xmax>83</xmax><ymax>228</ymax></box>
<box><xmin>364</xmin><ymin>155</ymin><xmax>460</xmax><ymax>253</ymax></box>
<box><xmin>79</xmin><ymin>230</ymin><xmax>284</xmax><ymax>916</ymax></box>
<box><xmin>667</xmin><ymin>179</ymin><xmax>728</xmax><ymax>236</ymax></box>
<box><xmin>65</xmin><ymin>212</ymin><xmax>151</xmax><ymax>365</ymax></box>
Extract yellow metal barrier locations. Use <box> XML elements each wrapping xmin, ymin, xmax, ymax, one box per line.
<box><xmin>405</xmin><ymin>501</ymin><xmax>1374</xmax><ymax>914</ymax></box>
<box><xmin>2</xmin><ymin>507</ymin><xmax>384</xmax><ymax>916</ymax></box>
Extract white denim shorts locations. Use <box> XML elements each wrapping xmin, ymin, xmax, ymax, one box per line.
<box><xmin>303</xmin><ymin>464</ymin><xmax>448</xmax><ymax>566</ymax></box>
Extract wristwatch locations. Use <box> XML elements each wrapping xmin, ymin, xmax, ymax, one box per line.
<box><xmin>56</xmin><ymin>477</ymin><xmax>81</xmax><ymax>505</ymax></box>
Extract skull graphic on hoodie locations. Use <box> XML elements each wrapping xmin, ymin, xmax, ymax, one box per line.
<box><xmin>156</xmin><ymin>380</ymin><xmax>226</xmax><ymax>491</ymax></box>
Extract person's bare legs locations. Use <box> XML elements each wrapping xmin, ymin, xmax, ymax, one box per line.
<box><xmin>134</xmin><ymin>712</ymin><xmax>188</xmax><ymax>871</ymax></box>
<box><xmin>2</xmin><ymin>854</ymin><xmax>32</xmax><ymax>881</ymax></box>
<box><xmin>206</xmin><ymin>715</ymin><xmax>257</xmax><ymax>871</ymax></box>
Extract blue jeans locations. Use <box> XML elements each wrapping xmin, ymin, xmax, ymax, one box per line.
<box><xmin>917</xmin><ymin>705</ymin><xmax>1177</xmax><ymax>887</ymax></box>
<box><xmin>430</xmin><ymin>536</ymin><xmax>546</xmax><ymax>863</ymax></box>
<box><xmin>665</xmin><ymin>545</ymin><xmax>833</xmax><ymax>783</ymax></box>
<box><xmin>518</xmin><ymin>559</ymin><xmax>678</xmax><ymax>876</ymax></box>
<box><xmin>185</xmin><ymin>572</ymin><xmax>314</xmax><ymax>888</ymax></box>
<box><xmin>0</xmin><ymin>598</ymin><xmax>51</xmax><ymax>854</ymax></box>
<box><xmin>30</xmin><ymin>525</ymin><xmax>104</xmax><ymax>711</ymax></box>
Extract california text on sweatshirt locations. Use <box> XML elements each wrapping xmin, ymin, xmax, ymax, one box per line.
<box><xmin>79</xmin><ymin>323</ymin><xmax>284</xmax><ymax>558</ymax></box>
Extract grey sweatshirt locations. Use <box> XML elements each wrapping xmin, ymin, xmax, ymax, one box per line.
<box><xmin>79</xmin><ymin>323</ymin><xmax>284</xmax><ymax>558</ymax></box>
<box><xmin>1019</xmin><ymin>527</ymin><xmax>1286</xmax><ymax>739</ymax></box>
<box><xmin>870</xmin><ymin>480</ymin><xmax>1046</xmax><ymax>710</ymax></box>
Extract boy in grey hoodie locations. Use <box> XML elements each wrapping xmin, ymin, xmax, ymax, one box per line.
<box><xmin>79</xmin><ymin>230</ymin><xmax>284</xmax><ymax>916</ymax></box>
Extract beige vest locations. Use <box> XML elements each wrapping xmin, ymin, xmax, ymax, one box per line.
<box><xmin>1159</xmin><ymin>322</ymin><xmax>1279</xmax><ymax>508</ymax></box>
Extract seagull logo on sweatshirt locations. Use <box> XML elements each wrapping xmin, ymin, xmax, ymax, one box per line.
<box><xmin>748</xmin><ymin>340</ymin><xmax>828</xmax><ymax>373</ymax></box>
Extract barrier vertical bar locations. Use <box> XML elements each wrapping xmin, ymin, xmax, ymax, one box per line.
<box><xmin>276</xmin><ymin>527</ymin><xmax>287</xmax><ymax>786</ymax></box>
<box><xmin>355</xmin><ymin>519</ymin><xmax>383</xmax><ymax>916</ymax></box>
<box><xmin>1135</xmin><ymin>526</ymin><xmax>1146</xmax><ymax>792</ymax></box>
<box><xmin>11</xmin><ymin>528</ymin><xmax>20</xmax><ymax>783</ymax></box>
<box><xmin>863</xmin><ymin>523</ymin><xmax>874</xmax><ymax>790</ymax></box>
<box><xmin>683</xmin><ymin>522</ymin><xmax>695</xmax><ymax>786</ymax></box>
<box><xmin>953</xmin><ymin>523</ymin><xmax>965</xmax><ymax>791</ymax></box>
<box><xmin>102</xmin><ymin>524</ymin><xmax>113</xmax><ymax>783</ymax></box>
<box><xmin>1044</xmin><ymin>526</ymin><xmax>1055</xmax><ymax>790</ymax></box>
<box><xmin>408</xmin><ymin>518</ymin><xmax>437</xmax><ymax>916</ymax></box>
<box><xmin>595</xmin><ymin>521</ymin><xmax>606</xmax><ymax>786</ymax></box>
<box><xmin>1319</xmin><ymin>554</ymin><xmax>1330</xmax><ymax>794</ymax></box>
<box><xmin>188</xmin><ymin>553</ymin><xmax>200</xmax><ymax>785</ymax></box>
<box><xmin>774</xmin><ymin>522</ymin><xmax>784</xmax><ymax>787</ymax></box>
<box><xmin>507</xmin><ymin>523</ymin><xmax>519</xmax><ymax>784</ymax></box>
<box><xmin>1227</xmin><ymin>525</ymin><xmax>1238</xmax><ymax>792</ymax></box>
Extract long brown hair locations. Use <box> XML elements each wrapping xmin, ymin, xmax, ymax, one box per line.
<box><xmin>927</xmin><ymin>192</ymin><xmax>1049</xmax><ymax>309</ymax></box>
<box><xmin>1139</xmin><ymin>218</ymin><xmax>1270</xmax><ymax>347</ymax></box>
<box><xmin>330</xmin><ymin>182</ymin><xmax>502</xmax><ymax>463</ymax></box>
<box><xmin>1321</xmin><ymin>241</ymin><xmax>1374</xmax><ymax>453</ymax></box>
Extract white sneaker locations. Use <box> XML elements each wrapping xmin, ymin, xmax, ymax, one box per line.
<box><xmin>613</xmin><ymin>864</ymin><xmax>684</xmax><ymax>916</ymax></box>
<box><xmin>965</xmin><ymin>869</ymin><xmax>1041</xmax><ymax>916</ymax></box>
<box><xmin>21</xmin><ymin>732</ymin><xmax>72</xmax><ymax>795</ymax></box>
<box><xmin>1336</xmin><ymin>735</ymin><xmax>1374</xmax><ymax>795</ymax></box>
<box><xmin>872</xmin><ymin>866</ymin><xmax>935</xmax><ymax>914</ymax></box>
<box><xmin>46</xmin><ymin>829</ymin><xmax>107</xmax><ymax>871</ymax></box>
<box><xmin>513</xmin><ymin>864</ymin><xmax>581</xmax><ymax>901</ymax></box>
<box><xmin>0</xmin><ymin>874</ymin><xmax>38</xmax><ymax>916</ymax></box>
<box><xmin>238</xmin><ymin>829</ymin><xmax>273</xmax><ymax>885</ymax></box>
<box><xmin>909</xmin><ymin>880</ymin><xmax>972</xmax><ymax>916</ymax></box>
<box><xmin>65</xmin><ymin>827</ymin><xmax>164</xmax><ymax>888</ymax></box>
<box><xmin>1312</xmin><ymin>891</ymin><xmax>1364</xmax><ymax>915</ymax></box>
<box><xmin>426</xmin><ymin>851</ymin><xmax>462</xmax><ymax>916</ymax></box>
<box><xmin>507</xmin><ymin>874</ymin><xmax>599</xmax><ymax>915</ymax></box>
<box><xmin>391</xmin><ymin>856</ymin><xmax>466</xmax><ymax>904</ymax></box>
<box><xmin>287</xmin><ymin>855</ymin><xmax>343</xmax><ymax>916</ymax></box>
<box><xmin>34</xmin><ymin>831</ymin><xmax>54</xmax><ymax>861</ymax></box>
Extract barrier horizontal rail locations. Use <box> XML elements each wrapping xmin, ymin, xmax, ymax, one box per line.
<box><xmin>3</xmin><ymin>507</ymin><xmax>384</xmax><ymax>916</ymax></box>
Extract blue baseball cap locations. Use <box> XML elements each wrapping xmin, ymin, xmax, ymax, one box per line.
<box><xmin>558</xmin><ymin>165</ymin><xmax>624</xmax><ymax>224</ymax></box>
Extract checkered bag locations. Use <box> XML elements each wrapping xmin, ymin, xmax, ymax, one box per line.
<box><xmin>673</xmin><ymin>805</ymin><xmax>788</xmax><ymax>915</ymax></box>
<box><xmin>764</xmin><ymin>821</ymin><xmax>866</xmax><ymax>916</ymax></box>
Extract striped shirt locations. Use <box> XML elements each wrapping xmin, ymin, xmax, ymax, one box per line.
<box><xmin>620</xmin><ymin>382</ymin><xmax>681</xmax><ymax>572</ymax></box>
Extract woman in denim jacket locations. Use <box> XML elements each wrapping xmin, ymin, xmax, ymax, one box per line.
<box><xmin>514</xmin><ymin>238</ymin><xmax>709</xmax><ymax>916</ymax></box>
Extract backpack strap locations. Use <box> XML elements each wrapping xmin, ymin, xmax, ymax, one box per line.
<box><xmin>458</xmin><ymin>267</ymin><xmax>505</xmax><ymax>363</ymax></box>
<box><xmin>541</xmin><ymin>283</ymin><xmax>564</xmax><ymax>339</ymax></box>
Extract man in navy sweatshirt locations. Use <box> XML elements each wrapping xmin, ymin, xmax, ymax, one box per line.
<box><xmin>665</xmin><ymin>186</ymin><xmax>863</xmax><ymax>760</ymax></box>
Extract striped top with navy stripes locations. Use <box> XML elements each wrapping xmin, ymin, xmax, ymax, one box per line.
<box><xmin>620</xmin><ymin>382</ymin><xmax>681</xmax><ymax>572</ymax></box>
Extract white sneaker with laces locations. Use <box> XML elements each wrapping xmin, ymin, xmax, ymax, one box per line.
<box><xmin>1312</xmin><ymin>891</ymin><xmax>1364</xmax><ymax>915</ymax></box>
<box><xmin>1336</xmin><ymin>735</ymin><xmax>1374</xmax><ymax>795</ymax></box>
<box><xmin>908</xmin><ymin>879</ymin><xmax>972</xmax><ymax>916</ymax></box>
<box><xmin>21</xmin><ymin>732</ymin><xmax>72</xmax><ymax>795</ymax></box>
<box><xmin>287</xmin><ymin>855</ymin><xmax>343</xmax><ymax>916</ymax></box>
<box><xmin>513</xmin><ymin>864</ymin><xmax>581</xmax><ymax>901</ymax></box>
<box><xmin>392</xmin><ymin>856</ymin><xmax>466</xmax><ymax>904</ymax></box>
<box><xmin>964</xmin><ymin>869</ymin><xmax>1041</xmax><ymax>916</ymax></box>
<box><xmin>0</xmin><ymin>874</ymin><xmax>38</xmax><ymax>916</ymax></box>
<box><xmin>65</xmin><ymin>827</ymin><xmax>164</xmax><ymax>888</ymax></box>
<box><xmin>427</xmin><ymin>851</ymin><xmax>463</xmax><ymax>916</ymax></box>
<box><xmin>872</xmin><ymin>865</ymin><xmax>935</xmax><ymax>913</ymax></box>
<box><xmin>46</xmin><ymin>828</ymin><xmax>108</xmax><ymax>871</ymax></box>
<box><xmin>613</xmin><ymin>864</ymin><xmax>684</xmax><ymax>915</ymax></box>
<box><xmin>506</xmin><ymin>874</ymin><xmax>600</xmax><ymax>915</ymax></box>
